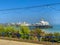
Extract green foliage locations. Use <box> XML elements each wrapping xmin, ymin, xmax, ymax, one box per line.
<box><xmin>54</xmin><ymin>32</ymin><xmax>60</xmax><ymax>36</ymax></box>
<box><xmin>31</xmin><ymin>28</ymin><xmax>44</xmax><ymax>36</ymax></box>
<box><xmin>30</xmin><ymin>28</ymin><xmax>45</xmax><ymax>41</ymax></box>
<box><xmin>20</xmin><ymin>26</ymin><xmax>30</xmax><ymax>34</ymax></box>
<box><xmin>0</xmin><ymin>24</ymin><xmax>60</xmax><ymax>42</ymax></box>
<box><xmin>45</xmin><ymin>33</ymin><xmax>53</xmax><ymax>36</ymax></box>
<box><xmin>20</xmin><ymin>26</ymin><xmax>30</xmax><ymax>39</ymax></box>
<box><xmin>53</xmin><ymin>32</ymin><xmax>60</xmax><ymax>41</ymax></box>
<box><xmin>5</xmin><ymin>26</ymin><xmax>15</xmax><ymax>33</ymax></box>
<box><xmin>44</xmin><ymin>33</ymin><xmax>53</xmax><ymax>41</ymax></box>
<box><xmin>0</xmin><ymin>25</ymin><xmax>5</xmax><ymax>33</ymax></box>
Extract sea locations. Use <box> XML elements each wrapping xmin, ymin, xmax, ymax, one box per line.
<box><xmin>15</xmin><ymin>24</ymin><xmax>60</xmax><ymax>33</ymax></box>
<box><xmin>42</xmin><ymin>25</ymin><xmax>60</xmax><ymax>33</ymax></box>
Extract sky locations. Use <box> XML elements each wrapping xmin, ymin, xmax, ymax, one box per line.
<box><xmin>0</xmin><ymin>0</ymin><xmax>60</xmax><ymax>25</ymax></box>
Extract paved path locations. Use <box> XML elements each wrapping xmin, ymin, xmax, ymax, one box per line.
<box><xmin>0</xmin><ymin>39</ymin><xmax>43</xmax><ymax>45</ymax></box>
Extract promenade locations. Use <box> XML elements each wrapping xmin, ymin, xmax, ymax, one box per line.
<box><xmin>0</xmin><ymin>39</ymin><xmax>43</xmax><ymax>45</ymax></box>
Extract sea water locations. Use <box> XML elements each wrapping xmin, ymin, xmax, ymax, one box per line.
<box><xmin>42</xmin><ymin>25</ymin><xmax>60</xmax><ymax>33</ymax></box>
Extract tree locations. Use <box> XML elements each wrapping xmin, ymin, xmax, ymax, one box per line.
<box><xmin>0</xmin><ymin>25</ymin><xmax>5</xmax><ymax>36</ymax></box>
<box><xmin>0</xmin><ymin>25</ymin><xmax>5</xmax><ymax>32</ymax></box>
<box><xmin>54</xmin><ymin>32</ymin><xmax>60</xmax><ymax>37</ymax></box>
<box><xmin>5</xmin><ymin>26</ymin><xmax>15</xmax><ymax>32</ymax></box>
<box><xmin>44</xmin><ymin>33</ymin><xmax>55</xmax><ymax>42</ymax></box>
<box><xmin>30</xmin><ymin>28</ymin><xmax>44</xmax><ymax>41</ymax></box>
<box><xmin>53</xmin><ymin>32</ymin><xmax>60</xmax><ymax>41</ymax></box>
<box><xmin>20</xmin><ymin>26</ymin><xmax>30</xmax><ymax>39</ymax></box>
<box><xmin>5</xmin><ymin>25</ymin><xmax>15</xmax><ymax>37</ymax></box>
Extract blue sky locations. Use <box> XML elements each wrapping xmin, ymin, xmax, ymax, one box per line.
<box><xmin>0</xmin><ymin>0</ymin><xmax>60</xmax><ymax>25</ymax></box>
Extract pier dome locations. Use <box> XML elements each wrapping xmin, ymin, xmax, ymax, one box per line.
<box><xmin>36</xmin><ymin>18</ymin><xmax>50</xmax><ymax>26</ymax></box>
